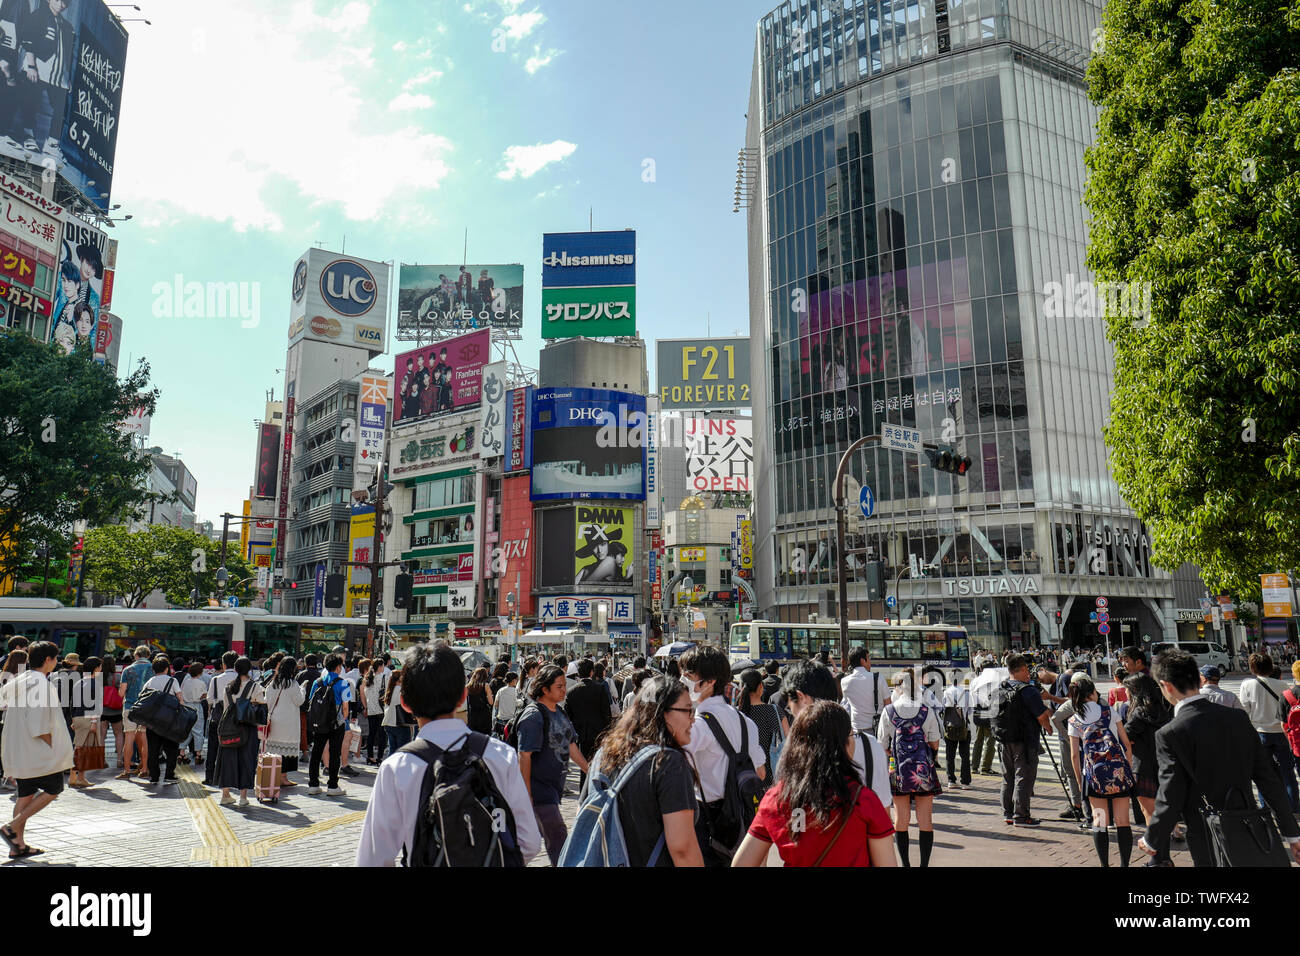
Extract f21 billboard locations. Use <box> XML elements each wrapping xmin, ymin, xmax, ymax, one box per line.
<box><xmin>287</xmin><ymin>248</ymin><xmax>391</xmax><ymax>354</ymax></box>
<box><xmin>0</xmin><ymin>0</ymin><xmax>128</xmax><ymax>212</ymax></box>
<box><xmin>528</xmin><ymin>387</ymin><xmax>645</xmax><ymax>502</ymax></box>
<box><xmin>657</xmin><ymin>338</ymin><xmax>751</xmax><ymax>410</ymax></box>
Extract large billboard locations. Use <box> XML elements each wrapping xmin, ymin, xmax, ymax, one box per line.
<box><xmin>496</xmin><ymin>474</ymin><xmax>534</xmax><ymax>615</ymax></box>
<box><xmin>657</xmin><ymin>338</ymin><xmax>752</xmax><ymax>410</ymax></box>
<box><xmin>541</xmin><ymin>230</ymin><xmax>635</xmax><ymax>338</ymax></box>
<box><xmin>254</xmin><ymin>423</ymin><xmax>280</xmax><ymax>499</ymax></box>
<box><xmin>287</xmin><ymin>249</ymin><xmax>391</xmax><ymax>355</ymax></box>
<box><xmin>345</xmin><ymin>506</ymin><xmax>375</xmax><ymax>618</ymax></box>
<box><xmin>397</xmin><ymin>263</ymin><xmax>523</xmax><ymax>335</ymax></box>
<box><xmin>574</xmin><ymin>503</ymin><xmax>634</xmax><ymax>584</ymax></box>
<box><xmin>0</xmin><ymin>171</ymin><xmax>62</xmax><ymax>261</ymax></box>
<box><xmin>394</xmin><ymin>329</ymin><xmax>490</xmax><ymax>425</ymax></box>
<box><xmin>507</xmin><ymin>386</ymin><xmax>528</xmax><ymax>472</ymax></box>
<box><xmin>0</xmin><ymin>0</ymin><xmax>128</xmax><ymax>212</ymax></box>
<box><xmin>390</xmin><ymin>410</ymin><xmax>477</xmax><ymax>479</ymax></box>
<box><xmin>686</xmin><ymin>417</ymin><xmax>753</xmax><ymax>493</ymax></box>
<box><xmin>49</xmin><ymin>213</ymin><xmax>109</xmax><ymax>352</ymax></box>
<box><xmin>529</xmin><ymin>387</ymin><xmax>646</xmax><ymax>501</ymax></box>
<box><xmin>354</xmin><ymin>373</ymin><xmax>388</xmax><ymax>489</ymax></box>
<box><xmin>645</xmin><ymin>395</ymin><xmax>659</xmax><ymax>528</ymax></box>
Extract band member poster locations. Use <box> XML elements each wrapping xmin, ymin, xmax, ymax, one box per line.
<box><xmin>573</xmin><ymin>504</ymin><xmax>633</xmax><ymax>584</ymax></box>
<box><xmin>393</xmin><ymin>328</ymin><xmax>489</xmax><ymax>425</ymax></box>
<box><xmin>397</xmin><ymin>263</ymin><xmax>523</xmax><ymax>335</ymax></box>
<box><xmin>48</xmin><ymin>213</ymin><xmax>107</xmax><ymax>352</ymax></box>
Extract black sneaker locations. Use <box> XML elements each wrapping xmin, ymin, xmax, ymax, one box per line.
<box><xmin>1059</xmin><ymin>806</ymin><xmax>1083</xmax><ymax>820</ymax></box>
<box><xmin>1003</xmin><ymin>816</ymin><xmax>1014</xmax><ymax>825</ymax></box>
<box><xmin>1014</xmin><ymin>817</ymin><xmax>1042</xmax><ymax>828</ymax></box>
<box><xmin>340</xmin><ymin>766</ymin><xmax>361</xmax><ymax>778</ymax></box>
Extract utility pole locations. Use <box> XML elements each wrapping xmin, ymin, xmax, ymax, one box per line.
<box><xmin>366</xmin><ymin>464</ymin><xmax>387</xmax><ymax>658</ymax></box>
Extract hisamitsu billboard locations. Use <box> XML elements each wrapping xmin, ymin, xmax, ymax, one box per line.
<box><xmin>656</xmin><ymin>337</ymin><xmax>752</xmax><ymax>410</ymax></box>
<box><xmin>541</xmin><ymin>230</ymin><xmax>636</xmax><ymax>338</ymax></box>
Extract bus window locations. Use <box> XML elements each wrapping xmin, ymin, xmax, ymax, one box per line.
<box><xmin>923</xmin><ymin>631</ymin><xmax>948</xmax><ymax>661</ymax></box>
<box><xmin>301</xmin><ymin>625</ymin><xmax>348</xmax><ymax>657</ymax></box>
<box><xmin>246</xmin><ymin>621</ymin><xmax>300</xmax><ymax>660</ymax></box>
<box><xmin>790</xmin><ymin>628</ymin><xmax>811</xmax><ymax>658</ymax></box>
<box><xmin>885</xmin><ymin>632</ymin><xmax>921</xmax><ymax>660</ymax></box>
<box><xmin>848</xmin><ymin>628</ymin><xmax>869</xmax><ymax>649</ymax></box>
<box><xmin>948</xmin><ymin>633</ymin><xmax>970</xmax><ymax>665</ymax></box>
<box><xmin>149</xmin><ymin>624</ymin><xmax>233</xmax><ymax>664</ymax></box>
<box><xmin>864</xmin><ymin>631</ymin><xmax>887</xmax><ymax>660</ymax></box>
<box><xmin>759</xmin><ymin>626</ymin><xmax>788</xmax><ymax>658</ymax></box>
<box><xmin>52</xmin><ymin>627</ymin><xmax>101</xmax><ymax>663</ymax></box>
<box><xmin>106</xmin><ymin>623</ymin><xmax>149</xmax><ymax>659</ymax></box>
<box><xmin>729</xmin><ymin>623</ymin><xmax>751</xmax><ymax>655</ymax></box>
<box><xmin>0</xmin><ymin>621</ymin><xmax>54</xmax><ymax>644</ymax></box>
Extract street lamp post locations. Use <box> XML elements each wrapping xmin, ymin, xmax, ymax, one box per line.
<box><xmin>72</xmin><ymin>519</ymin><xmax>87</xmax><ymax>607</ymax></box>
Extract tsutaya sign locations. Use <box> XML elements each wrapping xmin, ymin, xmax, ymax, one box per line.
<box><xmin>943</xmin><ymin>575</ymin><xmax>1041</xmax><ymax>597</ymax></box>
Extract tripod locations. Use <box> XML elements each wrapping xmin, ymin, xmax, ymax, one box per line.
<box><xmin>1039</xmin><ymin>726</ymin><xmax>1089</xmax><ymax>831</ymax></box>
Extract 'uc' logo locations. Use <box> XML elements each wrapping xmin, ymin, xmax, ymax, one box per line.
<box><xmin>291</xmin><ymin>259</ymin><xmax>308</xmax><ymax>302</ymax></box>
<box><xmin>320</xmin><ymin>259</ymin><xmax>377</xmax><ymax>317</ymax></box>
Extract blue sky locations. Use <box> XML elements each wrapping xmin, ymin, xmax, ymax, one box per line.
<box><xmin>107</xmin><ymin>0</ymin><xmax>774</xmax><ymax>525</ymax></box>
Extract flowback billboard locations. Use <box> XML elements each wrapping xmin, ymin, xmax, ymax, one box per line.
<box><xmin>529</xmin><ymin>387</ymin><xmax>645</xmax><ymax>501</ymax></box>
<box><xmin>657</xmin><ymin>338</ymin><xmax>752</xmax><ymax>410</ymax></box>
<box><xmin>541</xmin><ymin>230</ymin><xmax>635</xmax><ymax>338</ymax></box>
<box><xmin>394</xmin><ymin>329</ymin><xmax>490</xmax><ymax>425</ymax></box>
<box><xmin>397</xmin><ymin>263</ymin><xmax>523</xmax><ymax>335</ymax></box>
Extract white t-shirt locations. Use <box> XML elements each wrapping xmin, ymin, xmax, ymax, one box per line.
<box><xmin>876</xmin><ymin>700</ymin><xmax>942</xmax><ymax>748</ymax></box>
<box><xmin>180</xmin><ymin>674</ymin><xmax>207</xmax><ymax>704</ymax></box>
<box><xmin>364</xmin><ymin>671</ymin><xmax>388</xmax><ymax>717</ymax></box>
<box><xmin>142</xmin><ymin>674</ymin><xmax>183</xmax><ymax>697</ymax></box>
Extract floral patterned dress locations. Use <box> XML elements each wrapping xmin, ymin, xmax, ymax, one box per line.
<box><xmin>886</xmin><ymin>703</ymin><xmax>943</xmax><ymax>797</ymax></box>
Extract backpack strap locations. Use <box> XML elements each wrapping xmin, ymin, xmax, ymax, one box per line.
<box><xmin>855</xmin><ymin>731</ymin><xmax>874</xmax><ymax>786</ymax></box>
<box><xmin>399</xmin><ymin>737</ymin><xmax>446</xmax><ymax>763</ymax></box>
<box><xmin>700</xmin><ymin>711</ymin><xmax>737</xmax><ymax>758</ymax></box>
<box><xmin>607</xmin><ymin>744</ymin><xmax>664</xmax><ymax>797</ymax></box>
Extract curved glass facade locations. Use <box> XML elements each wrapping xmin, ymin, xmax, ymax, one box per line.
<box><xmin>747</xmin><ymin>0</ymin><xmax>1173</xmax><ymax>649</ymax></box>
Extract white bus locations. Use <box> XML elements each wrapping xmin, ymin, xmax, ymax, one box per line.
<box><xmin>0</xmin><ymin>599</ymin><xmax>387</xmax><ymax>662</ymax></box>
<box><xmin>728</xmin><ymin>619</ymin><xmax>972</xmax><ymax>683</ymax></box>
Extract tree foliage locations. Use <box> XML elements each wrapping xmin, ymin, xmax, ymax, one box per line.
<box><xmin>1084</xmin><ymin>0</ymin><xmax>1300</xmax><ymax>597</ymax></box>
<box><xmin>0</xmin><ymin>331</ymin><xmax>160</xmax><ymax>588</ymax></box>
<box><xmin>84</xmin><ymin>525</ymin><xmax>256</xmax><ymax>608</ymax></box>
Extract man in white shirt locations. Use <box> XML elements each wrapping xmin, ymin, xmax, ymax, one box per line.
<box><xmin>681</xmin><ymin>645</ymin><xmax>766</xmax><ymax>867</ymax></box>
<box><xmin>781</xmin><ymin>659</ymin><xmax>891</xmax><ymax>813</ymax></box>
<box><xmin>840</xmin><ymin>645</ymin><xmax>886</xmax><ymax>733</ymax></box>
<box><xmin>0</xmin><ymin>642</ymin><xmax>73</xmax><ymax>859</ymax></box>
<box><xmin>941</xmin><ymin>678</ymin><xmax>974</xmax><ymax>789</ymax></box>
<box><xmin>1239</xmin><ymin>654</ymin><xmax>1299</xmax><ymax>812</ymax></box>
<box><xmin>356</xmin><ymin>644</ymin><xmax>540</xmax><ymax>866</ymax></box>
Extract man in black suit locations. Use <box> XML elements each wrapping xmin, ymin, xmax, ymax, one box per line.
<box><xmin>1138</xmin><ymin>649</ymin><xmax>1300</xmax><ymax>866</ymax></box>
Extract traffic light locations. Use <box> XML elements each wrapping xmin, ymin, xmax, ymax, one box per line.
<box><xmin>1055</xmin><ymin>609</ymin><xmax>1062</xmax><ymax>623</ymax></box>
<box><xmin>324</xmin><ymin>573</ymin><xmax>346</xmax><ymax>609</ymax></box>
<box><xmin>393</xmin><ymin>573</ymin><xmax>413</xmax><ymax>609</ymax></box>
<box><xmin>927</xmin><ymin>446</ymin><xmax>972</xmax><ymax>476</ymax></box>
<box><xmin>864</xmin><ymin>560</ymin><xmax>884</xmax><ymax>601</ymax></box>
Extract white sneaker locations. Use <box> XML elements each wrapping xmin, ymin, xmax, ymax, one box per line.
<box><xmin>237</xmin><ymin>795</ymin><xmax>249</xmax><ymax>807</ymax></box>
<box><xmin>326</xmin><ymin>787</ymin><xmax>345</xmax><ymax>796</ymax></box>
<box><xmin>308</xmin><ymin>786</ymin><xmax>323</xmax><ymax>795</ymax></box>
<box><xmin>219</xmin><ymin>794</ymin><xmax>235</xmax><ymax>805</ymax></box>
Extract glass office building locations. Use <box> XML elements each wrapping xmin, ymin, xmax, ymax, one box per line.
<box><xmin>745</xmin><ymin>0</ymin><xmax>1175</xmax><ymax>650</ymax></box>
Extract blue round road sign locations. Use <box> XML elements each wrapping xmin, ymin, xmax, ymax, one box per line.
<box><xmin>859</xmin><ymin>484</ymin><xmax>875</xmax><ymax>519</ymax></box>
<box><xmin>1098</xmin><ymin>622</ymin><xmax>1110</xmax><ymax>635</ymax></box>
<box><xmin>885</xmin><ymin>595</ymin><xmax>897</xmax><ymax>608</ymax></box>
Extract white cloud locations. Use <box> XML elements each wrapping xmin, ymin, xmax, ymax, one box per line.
<box><xmin>497</xmin><ymin>140</ymin><xmax>576</xmax><ymax>180</ymax></box>
<box><xmin>525</xmin><ymin>45</ymin><xmax>560</xmax><ymax>73</ymax></box>
<box><xmin>389</xmin><ymin>92</ymin><xmax>434</xmax><ymax>111</ymax></box>
<box><xmin>402</xmin><ymin>67</ymin><xmax>443</xmax><ymax>89</ymax></box>
<box><xmin>112</xmin><ymin>0</ymin><xmax>455</xmax><ymax>228</ymax></box>
<box><xmin>501</xmin><ymin>10</ymin><xmax>545</xmax><ymax>40</ymax></box>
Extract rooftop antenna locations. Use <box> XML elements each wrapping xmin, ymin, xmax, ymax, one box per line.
<box><xmin>707</xmin><ymin>312</ymin><xmax>710</xmax><ymax>336</ymax></box>
<box><xmin>589</xmin><ymin>207</ymin><xmax>593</xmax><ymax>231</ymax></box>
<box><xmin>463</xmin><ymin>228</ymin><xmax>468</xmax><ymax>266</ymax></box>
<box><xmin>342</xmin><ymin>234</ymin><xmax>346</xmax><ymax>254</ymax></box>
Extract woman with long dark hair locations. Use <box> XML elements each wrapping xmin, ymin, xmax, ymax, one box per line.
<box><xmin>1122</xmin><ymin>672</ymin><xmax>1170</xmax><ymax>864</ymax></box>
<box><xmin>1068</xmin><ymin>675</ymin><xmax>1136</xmax><ymax>866</ymax></box>
<box><xmin>218</xmin><ymin>658</ymin><xmax>265</xmax><ymax>808</ymax></box>
<box><xmin>570</xmin><ymin>675</ymin><xmax>703</xmax><ymax>866</ymax></box>
<box><xmin>733</xmin><ymin>700</ymin><xmax>895</xmax><ymax>867</ymax></box>
<box><xmin>68</xmin><ymin>657</ymin><xmax>102</xmax><ymax>789</ymax></box>
<box><xmin>736</xmin><ymin>668</ymin><xmax>787</xmax><ymax>781</ymax></box>
<box><xmin>381</xmin><ymin>669</ymin><xmax>413</xmax><ymax>753</ymax></box>
<box><xmin>465</xmin><ymin>667</ymin><xmax>494</xmax><ymax>735</ymax></box>
<box><xmin>265</xmin><ymin>657</ymin><xmax>305</xmax><ymax>788</ymax></box>
<box><xmin>363</xmin><ymin>657</ymin><xmax>389</xmax><ymax>764</ymax></box>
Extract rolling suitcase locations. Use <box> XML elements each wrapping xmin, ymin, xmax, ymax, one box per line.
<box><xmin>255</xmin><ymin>750</ymin><xmax>282</xmax><ymax>804</ymax></box>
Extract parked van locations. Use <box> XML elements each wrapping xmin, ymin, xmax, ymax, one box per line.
<box><xmin>1150</xmin><ymin>640</ymin><xmax>1232</xmax><ymax>672</ymax></box>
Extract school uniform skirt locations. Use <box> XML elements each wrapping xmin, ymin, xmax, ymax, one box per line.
<box><xmin>217</xmin><ymin>725</ymin><xmax>258</xmax><ymax>791</ymax></box>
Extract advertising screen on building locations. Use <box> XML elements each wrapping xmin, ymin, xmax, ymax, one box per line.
<box><xmin>479</xmin><ymin>361</ymin><xmax>507</xmax><ymax>459</ymax></box>
<box><xmin>686</xmin><ymin>417</ymin><xmax>753</xmax><ymax>493</ymax></box>
<box><xmin>287</xmin><ymin>249</ymin><xmax>391</xmax><ymax>354</ymax></box>
<box><xmin>507</xmin><ymin>386</ymin><xmax>528</xmax><ymax>472</ymax></box>
<box><xmin>254</xmin><ymin>423</ymin><xmax>280</xmax><ymax>499</ymax></box>
<box><xmin>541</xmin><ymin>230</ymin><xmax>635</xmax><ymax>338</ymax></box>
<box><xmin>574</xmin><ymin>504</ymin><xmax>634</xmax><ymax>584</ymax></box>
<box><xmin>48</xmin><ymin>213</ymin><xmax>109</xmax><ymax>353</ymax></box>
<box><xmin>657</xmin><ymin>338</ymin><xmax>752</xmax><ymax>410</ymax></box>
<box><xmin>390</xmin><ymin>410</ymin><xmax>477</xmax><ymax>479</ymax></box>
<box><xmin>0</xmin><ymin>172</ymin><xmax>62</xmax><ymax>262</ymax></box>
<box><xmin>496</xmin><ymin>474</ymin><xmax>534</xmax><ymax>615</ymax></box>
<box><xmin>397</xmin><ymin>263</ymin><xmax>523</xmax><ymax>335</ymax></box>
<box><xmin>529</xmin><ymin>388</ymin><xmax>646</xmax><ymax>501</ymax></box>
<box><xmin>354</xmin><ymin>373</ymin><xmax>388</xmax><ymax>489</ymax></box>
<box><xmin>394</xmin><ymin>329</ymin><xmax>490</xmax><ymax>425</ymax></box>
<box><xmin>0</xmin><ymin>0</ymin><xmax>127</xmax><ymax>212</ymax></box>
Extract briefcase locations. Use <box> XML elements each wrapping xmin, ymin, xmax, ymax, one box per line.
<box><xmin>1201</xmin><ymin>788</ymin><xmax>1291</xmax><ymax>867</ymax></box>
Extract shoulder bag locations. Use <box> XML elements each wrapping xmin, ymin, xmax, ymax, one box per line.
<box><xmin>813</xmin><ymin>784</ymin><xmax>863</xmax><ymax>866</ymax></box>
<box><xmin>234</xmin><ymin>678</ymin><xmax>268</xmax><ymax>727</ymax></box>
<box><xmin>218</xmin><ymin>680</ymin><xmax>254</xmax><ymax>748</ymax></box>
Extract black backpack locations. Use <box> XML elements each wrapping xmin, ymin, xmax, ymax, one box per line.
<box><xmin>855</xmin><ymin>731</ymin><xmax>875</xmax><ymax>785</ymax></box>
<box><xmin>942</xmin><ymin>703</ymin><xmax>968</xmax><ymax>741</ymax></box>
<box><xmin>401</xmin><ymin>732</ymin><xmax>524</xmax><ymax>868</ymax></box>
<box><xmin>506</xmin><ymin>702</ymin><xmax>548</xmax><ymax>751</ymax></box>
<box><xmin>700</xmin><ymin>712</ymin><xmax>763</xmax><ymax>861</ymax></box>
<box><xmin>990</xmin><ymin>679</ymin><xmax>1026</xmax><ymax>744</ymax></box>
<box><xmin>307</xmin><ymin>675</ymin><xmax>339</xmax><ymax>736</ymax></box>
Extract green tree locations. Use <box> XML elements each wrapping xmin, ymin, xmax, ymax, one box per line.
<box><xmin>0</xmin><ymin>331</ymin><xmax>160</xmax><ymax>589</ymax></box>
<box><xmin>83</xmin><ymin>525</ymin><xmax>256</xmax><ymax>608</ymax></box>
<box><xmin>1084</xmin><ymin>0</ymin><xmax>1300</xmax><ymax>596</ymax></box>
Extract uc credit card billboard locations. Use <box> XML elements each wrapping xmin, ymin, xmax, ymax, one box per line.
<box><xmin>540</xmin><ymin>230</ymin><xmax>635</xmax><ymax>338</ymax></box>
<box><xmin>529</xmin><ymin>387</ymin><xmax>645</xmax><ymax>501</ymax></box>
<box><xmin>288</xmin><ymin>249</ymin><xmax>391</xmax><ymax>355</ymax></box>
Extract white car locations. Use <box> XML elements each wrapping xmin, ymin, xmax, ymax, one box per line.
<box><xmin>1150</xmin><ymin>640</ymin><xmax>1232</xmax><ymax>673</ymax></box>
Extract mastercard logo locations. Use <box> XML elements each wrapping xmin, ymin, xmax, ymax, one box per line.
<box><xmin>310</xmin><ymin>314</ymin><xmax>342</xmax><ymax>338</ymax></box>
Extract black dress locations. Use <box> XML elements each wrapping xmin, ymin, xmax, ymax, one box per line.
<box><xmin>217</xmin><ymin>679</ymin><xmax>259</xmax><ymax>791</ymax></box>
<box><xmin>466</xmin><ymin>689</ymin><xmax>492</xmax><ymax>734</ymax></box>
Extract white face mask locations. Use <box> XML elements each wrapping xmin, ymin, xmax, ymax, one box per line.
<box><xmin>682</xmin><ymin>676</ymin><xmax>703</xmax><ymax>703</ymax></box>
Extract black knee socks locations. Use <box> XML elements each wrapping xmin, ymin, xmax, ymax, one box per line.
<box><xmin>1092</xmin><ymin>828</ymin><xmax>1110</xmax><ymax>867</ymax></box>
<box><xmin>1117</xmin><ymin>826</ymin><xmax>1132</xmax><ymax>867</ymax></box>
<box><xmin>895</xmin><ymin>830</ymin><xmax>910</xmax><ymax>867</ymax></box>
<box><xmin>919</xmin><ymin>829</ymin><xmax>934</xmax><ymax>867</ymax></box>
